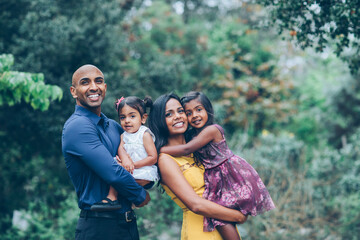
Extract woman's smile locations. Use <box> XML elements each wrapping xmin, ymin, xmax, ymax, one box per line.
<box><xmin>173</xmin><ymin>121</ymin><xmax>185</xmax><ymax>127</ymax></box>
<box><xmin>165</xmin><ymin>98</ymin><xmax>188</xmax><ymax>135</ymax></box>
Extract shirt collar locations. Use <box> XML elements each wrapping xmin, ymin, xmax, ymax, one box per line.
<box><xmin>75</xmin><ymin>105</ymin><xmax>109</xmax><ymax>129</ymax></box>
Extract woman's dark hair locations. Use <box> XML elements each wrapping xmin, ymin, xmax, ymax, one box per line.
<box><xmin>115</xmin><ymin>96</ymin><xmax>153</xmax><ymax>118</ymax></box>
<box><xmin>148</xmin><ymin>92</ymin><xmax>181</xmax><ymax>153</ymax></box>
<box><xmin>181</xmin><ymin>91</ymin><xmax>216</xmax><ymax>162</ymax></box>
<box><xmin>148</xmin><ymin>93</ymin><xmax>184</xmax><ymax>187</ymax></box>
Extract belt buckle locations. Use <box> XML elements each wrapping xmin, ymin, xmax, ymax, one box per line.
<box><xmin>125</xmin><ymin>211</ymin><xmax>134</xmax><ymax>222</ymax></box>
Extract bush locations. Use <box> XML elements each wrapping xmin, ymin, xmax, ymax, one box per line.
<box><xmin>231</xmin><ymin>128</ymin><xmax>360</xmax><ymax>240</ymax></box>
<box><xmin>1</xmin><ymin>193</ymin><xmax>78</xmax><ymax>240</ymax></box>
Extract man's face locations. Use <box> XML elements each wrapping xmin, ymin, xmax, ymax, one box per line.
<box><xmin>70</xmin><ymin>66</ymin><xmax>107</xmax><ymax>115</ymax></box>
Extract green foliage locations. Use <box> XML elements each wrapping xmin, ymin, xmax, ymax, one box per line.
<box><xmin>136</xmin><ymin>188</ymin><xmax>182</xmax><ymax>239</ymax></box>
<box><xmin>322</xmin><ymin>75</ymin><xmax>360</xmax><ymax>148</ymax></box>
<box><xmin>0</xmin><ymin>54</ymin><xmax>62</xmax><ymax>111</ymax></box>
<box><xmin>309</xmin><ymin>129</ymin><xmax>360</xmax><ymax>239</ymax></box>
<box><xmin>205</xmin><ymin>21</ymin><xmax>297</xmax><ymax>137</ymax></box>
<box><xmin>1</xmin><ymin>193</ymin><xmax>78</xmax><ymax>240</ymax></box>
<box><xmin>111</xmin><ymin>1</ymin><xmax>211</xmax><ymax>100</ymax></box>
<box><xmin>235</xmin><ymin>129</ymin><xmax>360</xmax><ymax>239</ymax></box>
<box><xmin>258</xmin><ymin>0</ymin><xmax>360</xmax><ymax>73</ymax></box>
<box><xmin>283</xmin><ymin>50</ymin><xmax>352</xmax><ymax>146</ymax></box>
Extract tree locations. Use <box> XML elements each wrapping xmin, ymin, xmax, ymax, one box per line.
<box><xmin>0</xmin><ymin>54</ymin><xmax>62</xmax><ymax>110</ymax></box>
<box><xmin>0</xmin><ymin>53</ymin><xmax>63</xmax><ymax>232</ymax></box>
<box><xmin>258</xmin><ymin>0</ymin><xmax>360</xmax><ymax>73</ymax></box>
<box><xmin>203</xmin><ymin>20</ymin><xmax>297</xmax><ymax>138</ymax></box>
<box><xmin>111</xmin><ymin>1</ymin><xmax>211</xmax><ymax>99</ymax></box>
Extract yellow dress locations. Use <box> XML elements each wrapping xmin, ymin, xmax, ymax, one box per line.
<box><xmin>161</xmin><ymin>153</ymin><xmax>241</xmax><ymax>240</ymax></box>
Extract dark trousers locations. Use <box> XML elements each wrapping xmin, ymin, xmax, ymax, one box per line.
<box><xmin>75</xmin><ymin>216</ymin><xmax>140</xmax><ymax>240</ymax></box>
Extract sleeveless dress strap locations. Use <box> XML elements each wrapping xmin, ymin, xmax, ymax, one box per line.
<box><xmin>213</xmin><ymin>124</ymin><xmax>225</xmax><ymax>138</ymax></box>
<box><xmin>139</xmin><ymin>125</ymin><xmax>156</xmax><ymax>142</ymax></box>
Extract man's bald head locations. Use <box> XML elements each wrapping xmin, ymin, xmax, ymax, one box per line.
<box><xmin>72</xmin><ymin>64</ymin><xmax>104</xmax><ymax>86</ymax></box>
<box><xmin>70</xmin><ymin>64</ymin><xmax>107</xmax><ymax>116</ymax></box>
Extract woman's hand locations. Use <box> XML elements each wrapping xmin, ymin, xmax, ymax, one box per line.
<box><xmin>237</xmin><ymin>213</ymin><xmax>248</xmax><ymax>224</ymax></box>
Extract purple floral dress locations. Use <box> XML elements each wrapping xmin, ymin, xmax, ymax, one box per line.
<box><xmin>199</xmin><ymin>124</ymin><xmax>275</xmax><ymax>232</ymax></box>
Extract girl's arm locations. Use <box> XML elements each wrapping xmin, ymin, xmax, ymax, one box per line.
<box><xmin>160</xmin><ymin>125</ymin><xmax>222</xmax><ymax>157</ymax></box>
<box><xmin>159</xmin><ymin>154</ymin><xmax>247</xmax><ymax>223</ymax></box>
<box><xmin>133</xmin><ymin>131</ymin><xmax>158</xmax><ymax>169</ymax></box>
<box><xmin>117</xmin><ymin>134</ymin><xmax>135</xmax><ymax>174</ymax></box>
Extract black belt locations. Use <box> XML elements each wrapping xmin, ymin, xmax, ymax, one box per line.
<box><xmin>80</xmin><ymin>210</ymin><xmax>136</xmax><ymax>222</ymax></box>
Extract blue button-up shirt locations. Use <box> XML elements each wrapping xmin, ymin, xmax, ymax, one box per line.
<box><xmin>62</xmin><ymin>105</ymin><xmax>146</xmax><ymax>212</ymax></box>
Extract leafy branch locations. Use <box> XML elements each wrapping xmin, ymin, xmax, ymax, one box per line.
<box><xmin>0</xmin><ymin>54</ymin><xmax>62</xmax><ymax>111</ymax></box>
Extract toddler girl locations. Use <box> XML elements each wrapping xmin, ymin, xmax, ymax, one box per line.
<box><xmin>161</xmin><ymin>91</ymin><xmax>275</xmax><ymax>240</ymax></box>
<box><xmin>91</xmin><ymin>96</ymin><xmax>159</xmax><ymax>211</ymax></box>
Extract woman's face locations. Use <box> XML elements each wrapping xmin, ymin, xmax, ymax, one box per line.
<box><xmin>165</xmin><ymin>98</ymin><xmax>188</xmax><ymax>136</ymax></box>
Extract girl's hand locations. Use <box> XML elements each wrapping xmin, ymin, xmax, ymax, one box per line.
<box><xmin>114</xmin><ymin>155</ymin><xmax>122</xmax><ymax>164</ymax></box>
<box><xmin>121</xmin><ymin>156</ymin><xmax>134</xmax><ymax>174</ymax></box>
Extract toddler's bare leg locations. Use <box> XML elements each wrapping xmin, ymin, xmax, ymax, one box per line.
<box><xmin>216</xmin><ymin>223</ymin><xmax>241</xmax><ymax>240</ymax></box>
<box><xmin>106</xmin><ymin>186</ymin><xmax>118</xmax><ymax>201</ymax></box>
<box><xmin>90</xmin><ymin>186</ymin><xmax>121</xmax><ymax>211</ymax></box>
<box><xmin>136</xmin><ymin>179</ymin><xmax>151</xmax><ymax>186</ymax></box>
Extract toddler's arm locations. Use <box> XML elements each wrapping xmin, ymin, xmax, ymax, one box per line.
<box><xmin>133</xmin><ymin>131</ymin><xmax>158</xmax><ymax>169</ymax></box>
<box><xmin>117</xmin><ymin>134</ymin><xmax>134</xmax><ymax>174</ymax></box>
<box><xmin>161</xmin><ymin>125</ymin><xmax>222</xmax><ymax>156</ymax></box>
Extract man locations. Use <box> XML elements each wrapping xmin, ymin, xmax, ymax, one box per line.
<box><xmin>62</xmin><ymin>64</ymin><xmax>150</xmax><ymax>239</ymax></box>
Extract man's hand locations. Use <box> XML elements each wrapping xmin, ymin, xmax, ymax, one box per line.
<box><xmin>135</xmin><ymin>191</ymin><xmax>151</xmax><ymax>208</ymax></box>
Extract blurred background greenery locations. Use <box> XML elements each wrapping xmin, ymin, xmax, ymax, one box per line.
<box><xmin>1</xmin><ymin>0</ymin><xmax>359</xmax><ymax>239</ymax></box>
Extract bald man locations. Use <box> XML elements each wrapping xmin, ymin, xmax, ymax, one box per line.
<box><xmin>62</xmin><ymin>65</ymin><xmax>150</xmax><ymax>240</ymax></box>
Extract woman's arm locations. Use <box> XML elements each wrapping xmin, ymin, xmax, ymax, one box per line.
<box><xmin>133</xmin><ymin>131</ymin><xmax>158</xmax><ymax>169</ymax></box>
<box><xmin>158</xmin><ymin>154</ymin><xmax>247</xmax><ymax>223</ymax></box>
<box><xmin>160</xmin><ymin>125</ymin><xmax>222</xmax><ymax>157</ymax></box>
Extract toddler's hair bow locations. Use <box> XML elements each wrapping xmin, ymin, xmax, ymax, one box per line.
<box><xmin>115</xmin><ymin>96</ymin><xmax>125</xmax><ymax>109</ymax></box>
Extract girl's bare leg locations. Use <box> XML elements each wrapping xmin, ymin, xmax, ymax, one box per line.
<box><xmin>216</xmin><ymin>223</ymin><xmax>241</xmax><ymax>240</ymax></box>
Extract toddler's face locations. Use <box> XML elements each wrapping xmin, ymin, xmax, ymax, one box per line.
<box><xmin>184</xmin><ymin>99</ymin><xmax>208</xmax><ymax>129</ymax></box>
<box><xmin>119</xmin><ymin>105</ymin><xmax>145</xmax><ymax>133</ymax></box>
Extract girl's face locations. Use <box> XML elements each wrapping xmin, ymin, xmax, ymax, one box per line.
<box><xmin>119</xmin><ymin>104</ymin><xmax>146</xmax><ymax>133</ymax></box>
<box><xmin>165</xmin><ymin>98</ymin><xmax>188</xmax><ymax>136</ymax></box>
<box><xmin>184</xmin><ymin>99</ymin><xmax>208</xmax><ymax>129</ymax></box>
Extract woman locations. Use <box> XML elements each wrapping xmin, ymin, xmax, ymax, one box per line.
<box><xmin>148</xmin><ymin>93</ymin><xmax>246</xmax><ymax>239</ymax></box>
